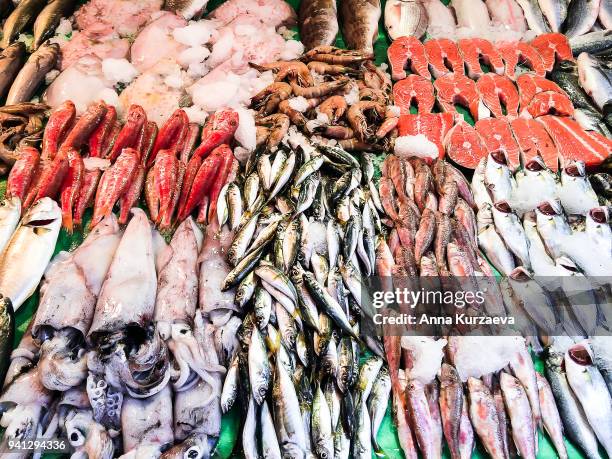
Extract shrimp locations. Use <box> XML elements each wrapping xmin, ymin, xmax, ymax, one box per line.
<box><xmin>250</xmin><ymin>61</ymin><xmax>314</xmax><ymax>87</ymax></box>
<box><xmin>324</xmin><ymin>125</ymin><xmax>354</xmax><ymax>139</ymax></box>
<box><xmin>251</xmin><ymin>82</ymin><xmax>292</xmax><ymax>115</ymax></box>
<box><xmin>256</xmin><ymin>114</ymin><xmax>290</xmax><ymax>151</ymax></box>
<box><xmin>291</xmin><ymin>77</ymin><xmax>349</xmax><ymax>98</ymax></box>
<box><xmin>318</xmin><ymin>95</ymin><xmax>348</xmax><ymax>123</ymax></box>
<box><xmin>346</xmin><ymin>100</ymin><xmax>385</xmax><ymax>142</ymax></box>
<box><xmin>376</xmin><ymin>108</ymin><xmax>400</xmax><ymax>139</ymax></box>
<box><xmin>278</xmin><ymin>100</ymin><xmax>307</xmax><ymax>127</ymax></box>
<box><xmin>338</xmin><ymin>138</ymin><xmax>384</xmax><ymax>151</ymax></box>
<box><xmin>359</xmin><ymin>87</ymin><xmax>389</xmax><ymax>104</ymax></box>
<box><xmin>364</xmin><ymin>61</ymin><xmax>392</xmax><ymax>96</ymax></box>
<box><xmin>307</xmin><ymin>61</ymin><xmax>361</xmax><ymax>76</ymax></box>
<box><xmin>302</xmin><ymin>46</ymin><xmax>374</xmax><ymax>65</ymax></box>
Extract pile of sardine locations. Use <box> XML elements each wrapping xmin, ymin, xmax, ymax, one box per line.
<box><xmin>251</xmin><ymin>47</ymin><xmax>399</xmax><ymax>154</ymax></box>
<box><xmin>214</xmin><ymin>135</ymin><xmax>391</xmax><ymax>458</ymax></box>
<box><xmin>473</xmin><ymin>150</ymin><xmax>612</xmax><ymax>338</ymax></box>
<box><xmin>0</xmin><ymin>208</ymin><xmax>240</xmax><ymax>458</ymax></box>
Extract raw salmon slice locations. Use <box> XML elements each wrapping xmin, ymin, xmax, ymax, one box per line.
<box><xmin>476</xmin><ymin>73</ymin><xmax>520</xmax><ymax>119</ymax></box>
<box><xmin>497</xmin><ymin>41</ymin><xmax>546</xmax><ymax>80</ymax></box>
<box><xmin>457</xmin><ymin>38</ymin><xmax>505</xmax><ymax>80</ymax></box>
<box><xmin>510</xmin><ymin>118</ymin><xmax>559</xmax><ymax>170</ymax></box>
<box><xmin>530</xmin><ymin>33</ymin><xmax>574</xmax><ymax>72</ymax></box>
<box><xmin>524</xmin><ymin>91</ymin><xmax>574</xmax><ymax>118</ymax></box>
<box><xmin>388</xmin><ymin>36</ymin><xmax>432</xmax><ymax>81</ymax></box>
<box><xmin>475</xmin><ymin>118</ymin><xmax>521</xmax><ymax>169</ymax></box>
<box><xmin>393</xmin><ymin>75</ymin><xmax>435</xmax><ymax>114</ymax></box>
<box><xmin>516</xmin><ymin>73</ymin><xmax>567</xmax><ymax>108</ymax></box>
<box><xmin>397</xmin><ymin>113</ymin><xmax>454</xmax><ymax>160</ymax></box>
<box><xmin>424</xmin><ymin>38</ymin><xmax>465</xmax><ymax>78</ymax></box>
<box><xmin>434</xmin><ymin>72</ymin><xmax>488</xmax><ymax>121</ymax></box>
<box><xmin>539</xmin><ymin>115</ymin><xmax>611</xmax><ymax>167</ymax></box>
<box><xmin>444</xmin><ymin>121</ymin><xmax>488</xmax><ymax>169</ymax></box>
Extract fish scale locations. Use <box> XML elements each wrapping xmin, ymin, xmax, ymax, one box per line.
<box><xmin>530</xmin><ymin>33</ymin><xmax>574</xmax><ymax>72</ymax></box>
<box><xmin>434</xmin><ymin>72</ymin><xmax>485</xmax><ymax>121</ymax></box>
<box><xmin>393</xmin><ymin>75</ymin><xmax>435</xmax><ymax>115</ymax></box>
<box><xmin>476</xmin><ymin>73</ymin><xmax>520</xmax><ymax>119</ymax></box>
<box><xmin>387</xmin><ymin>35</ymin><xmax>431</xmax><ymax>81</ymax></box>
<box><xmin>475</xmin><ymin>118</ymin><xmax>522</xmax><ymax>169</ymax></box>
<box><xmin>424</xmin><ymin>38</ymin><xmax>465</xmax><ymax>78</ymax></box>
<box><xmin>457</xmin><ymin>38</ymin><xmax>505</xmax><ymax>80</ymax></box>
<box><xmin>497</xmin><ymin>41</ymin><xmax>545</xmax><ymax>80</ymax></box>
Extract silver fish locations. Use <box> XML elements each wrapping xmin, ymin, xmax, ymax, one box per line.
<box><xmin>564</xmin><ymin>0</ymin><xmax>602</xmax><ymax>37</ymax></box>
<box><xmin>537</xmin><ymin>0</ymin><xmax>568</xmax><ymax>31</ymax></box>
<box><xmin>577</xmin><ymin>52</ymin><xmax>612</xmax><ymax>115</ymax></box>
<box><xmin>491</xmin><ymin>201</ymin><xmax>531</xmax><ymax>269</ymax></box>
<box><xmin>368</xmin><ymin>365</ymin><xmax>391</xmax><ymax>454</ymax></box>
<box><xmin>515</xmin><ymin>0</ymin><xmax>551</xmax><ymax>33</ymax></box>
<box><xmin>570</xmin><ymin>30</ymin><xmax>612</xmax><ymax>56</ymax></box>
<box><xmin>243</xmin><ymin>397</ymin><xmax>258</xmax><ymax>459</ymax></box>
<box><xmin>248</xmin><ymin>327</ymin><xmax>271</xmax><ymax>405</ymax></box>
<box><xmin>32</xmin><ymin>0</ymin><xmax>76</xmax><ymax>50</ymax></box>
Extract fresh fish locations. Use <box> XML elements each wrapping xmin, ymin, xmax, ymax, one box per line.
<box><xmin>546</xmin><ymin>350</ymin><xmax>600</xmax><ymax>459</ymax></box>
<box><xmin>512</xmin><ymin>155</ymin><xmax>559</xmax><ymax>218</ymax></box>
<box><xmin>439</xmin><ymin>364</ymin><xmax>464</xmax><ymax>459</ymax></box>
<box><xmin>312</xmin><ymin>382</ymin><xmax>334</xmax><ymax>458</ymax></box>
<box><xmin>510</xmin><ymin>343</ymin><xmax>542</xmax><ymax>428</ymax></box>
<box><xmin>384</xmin><ymin>0</ymin><xmax>428</xmax><ymax>40</ymax></box>
<box><xmin>537</xmin><ymin>0</ymin><xmax>568</xmax><ymax>32</ymax></box>
<box><xmin>261</xmin><ymin>400</ymin><xmax>282</xmax><ymax>459</ymax></box>
<box><xmin>491</xmin><ymin>201</ymin><xmax>531</xmax><ymax>269</ymax></box>
<box><xmin>478</xmin><ymin>223</ymin><xmax>515</xmax><ymax>276</ymax></box>
<box><xmin>0</xmin><ymin>0</ymin><xmax>46</xmax><ymax>49</ymax></box>
<box><xmin>486</xmin><ymin>0</ymin><xmax>528</xmax><ymax>31</ymax></box>
<box><xmin>453</xmin><ymin>0</ymin><xmax>492</xmax><ymax>30</ymax></box>
<box><xmin>0</xmin><ymin>197</ymin><xmax>20</xmax><ymax>255</ymax></box>
<box><xmin>299</xmin><ymin>0</ymin><xmax>338</xmax><ymax>50</ymax></box>
<box><xmin>559</xmin><ymin>160</ymin><xmax>599</xmax><ymax>215</ymax></box>
<box><xmin>535</xmin><ymin>200</ymin><xmax>572</xmax><ymax>259</ymax></box>
<box><xmin>566</xmin><ymin>342</ymin><xmax>612</xmax><ymax>455</ymax></box>
<box><xmin>164</xmin><ymin>0</ymin><xmax>208</xmax><ymax>19</ymax></box>
<box><xmin>515</xmin><ymin>0</ymin><xmax>551</xmax><ymax>33</ymax></box>
<box><xmin>242</xmin><ymin>397</ymin><xmax>258</xmax><ymax>459</ymax></box>
<box><xmin>570</xmin><ymin>30</ymin><xmax>612</xmax><ymax>56</ymax></box>
<box><xmin>368</xmin><ymin>365</ymin><xmax>391</xmax><ymax>453</ymax></box>
<box><xmin>7</xmin><ymin>42</ymin><xmax>59</xmax><ymax>105</ymax></box>
<box><xmin>564</xmin><ymin>0</ymin><xmax>602</xmax><ymax>38</ymax></box>
<box><xmin>0</xmin><ymin>198</ymin><xmax>61</xmax><ymax>310</ymax></box>
<box><xmin>467</xmin><ymin>377</ymin><xmax>506</xmax><ymax>459</ymax></box>
<box><xmin>500</xmin><ymin>372</ymin><xmax>536</xmax><ymax>459</ymax></box>
<box><xmin>485</xmin><ymin>151</ymin><xmax>515</xmax><ymax>204</ymax></box>
<box><xmin>32</xmin><ymin>0</ymin><xmax>77</xmax><ymax>50</ymax></box>
<box><xmin>249</xmin><ymin>327</ymin><xmax>271</xmax><ymax>405</ymax></box>
<box><xmin>352</xmin><ymin>395</ymin><xmax>372</xmax><ymax>459</ymax></box>
<box><xmin>0</xmin><ymin>295</ymin><xmax>14</xmax><ymax>385</ymax></box>
<box><xmin>339</xmin><ymin>0</ymin><xmax>381</xmax><ymax>52</ymax></box>
<box><xmin>536</xmin><ymin>372</ymin><xmax>568</xmax><ymax>459</ymax></box>
<box><xmin>600</xmin><ymin>0</ymin><xmax>612</xmax><ymax>27</ymax></box>
<box><xmin>0</xmin><ymin>42</ymin><xmax>25</xmax><ymax>99</ymax></box>
<box><xmin>577</xmin><ymin>52</ymin><xmax>612</xmax><ymax>115</ymax></box>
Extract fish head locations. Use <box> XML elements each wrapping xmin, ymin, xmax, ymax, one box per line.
<box><xmin>0</xmin><ymin>196</ymin><xmax>21</xmax><ymax>215</ymax></box>
<box><xmin>493</xmin><ymin>200</ymin><xmax>513</xmax><ymax>214</ymax></box>
<box><xmin>536</xmin><ymin>200</ymin><xmax>563</xmax><ymax>217</ymax></box>
<box><xmin>439</xmin><ymin>363</ymin><xmax>460</xmax><ymax>385</ymax></box>
<box><xmin>588</xmin><ymin>206</ymin><xmax>610</xmax><ymax>225</ymax></box>
<box><xmin>567</xmin><ymin>341</ymin><xmax>594</xmax><ymax>366</ymax></box>
<box><xmin>508</xmin><ymin>266</ymin><xmax>532</xmax><ymax>282</ymax></box>
<box><xmin>160</xmin><ymin>434</ymin><xmax>209</xmax><ymax>459</ymax></box>
<box><xmin>22</xmin><ymin>197</ymin><xmax>61</xmax><ymax>228</ymax></box>
<box><xmin>489</xmin><ymin>149</ymin><xmax>509</xmax><ymax>167</ymax></box>
<box><xmin>563</xmin><ymin>159</ymin><xmax>586</xmax><ymax>179</ymax></box>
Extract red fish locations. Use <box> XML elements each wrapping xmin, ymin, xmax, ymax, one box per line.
<box><xmin>59</xmin><ymin>148</ymin><xmax>84</xmax><ymax>233</ymax></box>
<box><xmin>42</xmin><ymin>101</ymin><xmax>75</xmax><ymax>160</ymax></box>
<box><xmin>193</xmin><ymin>109</ymin><xmax>239</xmax><ymax>159</ymax></box>
<box><xmin>147</xmin><ymin>108</ymin><xmax>189</xmax><ymax>167</ymax></box>
<box><xmin>6</xmin><ymin>146</ymin><xmax>39</xmax><ymax>201</ymax></box>
<box><xmin>107</xmin><ymin>105</ymin><xmax>147</xmax><ymax>161</ymax></box>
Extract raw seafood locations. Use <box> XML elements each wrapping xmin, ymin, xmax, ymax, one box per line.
<box><xmin>385</xmin><ymin>0</ymin><xmax>428</xmax><ymax>40</ymax></box>
<box><xmin>497</xmin><ymin>41</ymin><xmax>545</xmax><ymax>80</ymax></box>
<box><xmin>424</xmin><ymin>38</ymin><xmax>464</xmax><ymax>78</ymax></box>
<box><xmin>531</xmin><ymin>33</ymin><xmax>574</xmax><ymax>72</ymax></box>
<box><xmin>298</xmin><ymin>0</ymin><xmax>338</xmax><ymax>50</ymax></box>
<box><xmin>388</xmin><ymin>36</ymin><xmax>431</xmax><ymax>80</ymax></box>
<box><xmin>339</xmin><ymin>0</ymin><xmax>381</xmax><ymax>52</ymax></box>
<box><xmin>476</xmin><ymin>73</ymin><xmax>520</xmax><ymax>119</ymax></box>
<box><xmin>434</xmin><ymin>73</ymin><xmax>487</xmax><ymax>121</ymax></box>
<box><xmin>475</xmin><ymin>118</ymin><xmax>521</xmax><ymax>168</ymax></box>
<box><xmin>457</xmin><ymin>38</ymin><xmax>505</xmax><ymax>79</ymax></box>
<box><xmin>445</xmin><ymin>121</ymin><xmax>488</xmax><ymax>168</ymax></box>
<box><xmin>510</xmin><ymin>117</ymin><xmax>559</xmax><ymax>169</ymax></box>
<box><xmin>393</xmin><ymin>75</ymin><xmax>435</xmax><ymax>115</ymax></box>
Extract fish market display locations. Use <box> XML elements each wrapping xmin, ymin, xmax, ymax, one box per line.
<box><xmin>298</xmin><ymin>0</ymin><xmax>339</xmax><ymax>50</ymax></box>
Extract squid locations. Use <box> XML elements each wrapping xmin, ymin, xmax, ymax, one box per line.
<box><xmin>32</xmin><ymin>215</ymin><xmax>122</xmax><ymax>391</ymax></box>
<box><xmin>86</xmin><ymin>209</ymin><xmax>169</xmax><ymax>428</ymax></box>
<box><xmin>3</xmin><ymin>321</ymin><xmax>39</xmax><ymax>389</ymax></box>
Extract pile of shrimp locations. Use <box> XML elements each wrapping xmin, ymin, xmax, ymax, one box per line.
<box><xmin>250</xmin><ymin>46</ymin><xmax>399</xmax><ymax>152</ymax></box>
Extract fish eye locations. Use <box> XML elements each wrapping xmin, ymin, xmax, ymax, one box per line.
<box><xmin>68</xmin><ymin>429</ymin><xmax>86</xmax><ymax>447</ymax></box>
<box><xmin>185</xmin><ymin>446</ymin><xmax>202</xmax><ymax>459</ymax></box>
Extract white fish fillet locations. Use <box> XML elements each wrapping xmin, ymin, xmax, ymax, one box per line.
<box><xmin>485</xmin><ymin>0</ymin><xmax>527</xmax><ymax>31</ymax></box>
<box><xmin>453</xmin><ymin>0</ymin><xmax>491</xmax><ymax>29</ymax></box>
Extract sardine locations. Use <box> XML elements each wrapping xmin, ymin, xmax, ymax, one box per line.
<box><xmin>0</xmin><ymin>198</ymin><xmax>60</xmax><ymax>310</ymax></box>
<box><xmin>7</xmin><ymin>42</ymin><xmax>59</xmax><ymax>105</ymax></box>
<box><xmin>242</xmin><ymin>397</ymin><xmax>258</xmax><ymax>459</ymax></box>
<box><xmin>0</xmin><ymin>42</ymin><xmax>25</xmax><ymax>99</ymax></box>
<box><xmin>384</xmin><ymin>0</ymin><xmax>428</xmax><ymax>40</ymax></box>
<box><xmin>0</xmin><ymin>0</ymin><xmax>46</xmax><ymax>49</ymax></box>
<box><xmin>249</xmin><ymin>327</ymin><xmax>271</xmax><ymax>405</ymax></box>
<box><xmin>564</xmin><ymin>0</ymin><xmax>602</xmax><ymax>38</ymax></box>
<box><xmin>32</xmin><ymin>0</ymin><xmax>76</xmax><ymax>50</ymax></box>
<box><xmin>299</xmin><ymin>0</ymin><xmax>339</xmax><ymax>50</ymax></box>
<box><xmin>368</xmin><ymin>365</ymin><xmax>391</xmax><ymax>454</ymax></box>
<box><xmin>261</xmin><ymin>400</ymin><xmax>282</xmax><ymax>459</ymax></box>
<box><xmin>339</xmin><ymin>0</ymin><xmax>381</xmax><ymax>52</ymax></box>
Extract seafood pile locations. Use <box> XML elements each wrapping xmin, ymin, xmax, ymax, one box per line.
<box><xmin>5</xmin><ymin>101</ymin><xmax>239</xmax><ymax>235</ymax></box>
<box><xmin>384</xmin><ymin>0</ymin><xmax>611</xmax><ymax>42</ymax></box>
<box><xmin>387</xmin><ymin>33</ymin><xmax>611</xmax><ymax>169</ymax></box>
<box><xmin>251</xmin><ymin>47</ymin><xmax>398</xmax><ymax>153</ymax></box>
<box><xmin>213</xmin><ymin>133</ymin><xmax>391</xmax><ymax>458</ymax></box>
<box><xmin>0</xmin><ymin>103</ymin><xmax>47</xmax><ymax>174</ymax></box>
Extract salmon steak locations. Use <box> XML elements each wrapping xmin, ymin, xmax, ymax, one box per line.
<box><xmin>444</xmin><ymin>120</ymin><xmax>488</xmax><ymax>169</ymax></box>
<box><xmin>397</xmin><ymin>113</ymin><xmax>454</xmax><ymax>159</ymax></box>
<box><xmin>393</xmin><ymin>75</ymin><xmax>435</xmax><ymax>114</ymax></box>
<box><xmin>475</xmin><ymin>118</ymin><xmax>521</xmax><ymax>169</ymax></box>
<box><xmin>516</xmin><ymin>73</ymin><xmax>568</xmax><ymax>108</ymax></box>
<box><xmin>497</xmin><ymin>41</ymin><xmax>546</xmax><ymax>80</ymax></box>
<box><xmin>476</xmin><ymin>73</ymin><xmax>520</xmax><ymax>119</ymax></box>
<box><xmin>388</xmin><ymin>36</ymin><xmax>431</xmax><ymax>81</ymax></box>
<box><xmin>434</xmin><ymin>72</ymin><xmax>488</xmax><ymax>121</ymax></box>
<box><xmin>510</xmin><ymin>118</ymin><xmax>559</xmax><ymax>170</ymax></box>
<box><xmin>457</xmin><ymin>38</ymin><xmax>505</xmax><ymax>80</ymax></box>
<box><xmin>530</xmin><ymin>33</ymin><xmax>574</xmax><ymax>72</ymax></box>
<box><xmin>539</xmin><ymin>115</ymin><xmax>612</xmax><ymax>167</ymax></box>
<box><xmin>424</xmin><ymin>38</ymin><xmax>465</xmax><ymax>78</ymax></box>
<box><xmin>523</xmin><ymin>91</ymin><xmax>575</xmax><ymax>118</ymax></box>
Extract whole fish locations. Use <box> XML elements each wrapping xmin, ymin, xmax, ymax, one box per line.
<box><xmin>467</xmin><ymin>377</ymin><xmax>506</xmax><ymax>459</ymax></box>
<box><xmin>0</xmin><ymin>197</ymin><xmax>20</xmax><ymax>254</ymax></box>
<box><xmin>564</xmin><ymin>0</ymin><xmax>602</xmax><ymax>38</ymax></box>
<box><xmin>491</xmin><ymin>201</ymin><xmax>531</xmax><ymax>269</ymax></box>
<box><xmin>515</xmin><ymin>0</ymin><xmax>551</xmax><ymax>33</ymax></box>
<box><xmin>485</xmin><ymin>151</ymin><xmax>514</xmax><ymax>203</ymax></box>
<box><xmin>312</xmin><ymin>383</ymin><xmax>334</xmax><ymax>458</ymax></box>
<box><xmin>32</xmin><ymin>0</ymin><xmax>77</xmax><ymax>50</ymax></box>
<box><xmin>577</xmin><ymin>52</ymin><xmax>612</xmax><ymax>115</ymax></box>
<box><xmin>571</xmin><ymin>29</ymin><xmax>612</xmax><ymax>57</ymax></box>
<box><xmin>164</xmin><ymin>0</ymin><xmax>208</xmax><ymax>19</ymax></box>
<box><xmin>537</xmin><ymin>0</ymin><xmax>568</xmax><ymax>32</ymax></box>
<box><xmin>0</xmin><ymin>295</ymin><xmax>14</xmax><ymax>385</ymax></box>
<box><xmin>384</xmin><ymin>0</ymin><xmax>429</xmax><ymax>40</ymax></box>
<box><xmin>6</xmin><ymin>42</ymin><xmax>59</xmax><ymax>105</ymax></box>
<box><xmin>0</xmin><ymin>42</ymin><xmax>25</xmax><ymax>99</ymax></box>
<box><xmin>406</xmin><ymin>378</ymin><xmax>441</xmax><ymax>459</ymax></box>
<box><xmin>0</xmin><ymin>198</ymin><xmax>60</xmax><ymax>311</ymax></box>
<box><xmin>600</xmin><ymin>0</ymin><xmax>612</xmax><ymax>27</ymax></box>
<box><xmin>500</xmin><ymin>372</ymin><xmax>536</xmax><ymax>459</ymax></box>
<box><xmin>299</xmin><ymin>0</ymin><xmax>339</xmax><ymax>50</ymax></box>
<box><xmin>536</xmin><ymin>372</ymin><xmax>568</xmax><ymax>459</ymax></box>
<box><xmin>261</xmin><ymin>400</ymin><xmax>282</xmax><ymax>459</ymax></box>
<box><xmin>242</xmin><ymin>397</ymin><xmax>258</xmax><ymax>459</ymax></box>
<box><xmin>439</xmin><ymin>364</ymin><xmax>464</xmax><ymax>459</ymax></box>
<box><xmin>0</xmin><ymin>0</ymin><xmax>46</xmax><ymax>48</ymax></box>
<box><xmin>477</xmin><ymin>215</ymin><xmax>515</xmax><ymax>276</ymax></box>
<box><xmin>249</xmin><ymin>327</ymin><xmax>271</xmax><ymax>405</ymax></box>
<box><xmin>565</xmin><ymin>342</ymin><xmax>612</xmax><ymax>455</ymax></box>
<box><xmin>486</xmin><ymin>0</ymin><xmax>528</xmax><ymax>31</ymax></box>
<box><xmin>559</xmin><ymin>160</ymin><xmax>599</xmax><ymax>215</ymax></box>
<box><xmin>546</xmin><ymin>350</ymin><xmax>600</xmax><ymax>459</ymax></box>
<box><xmin>368</xmin><ymin>365</ymin><xmax>391</xmax><ymax>454</ymax></box>
<box><xmin>339</xmin><ymin>0</ymin><xmax>381</xmax><ymax>52</ymax></box>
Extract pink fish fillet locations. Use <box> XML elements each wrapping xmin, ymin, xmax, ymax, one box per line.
<box><xmin>434</xmin><ymin>72</ymin><xmax>486</xmax><ymax>121</ymax></box>
<box><xmin>398</xmin><ymin>113</ymin><xmax>455</xmax><ymax>159</ymax></box>
<box><xmin>497</xmin><ymin>41</ymin><xmax>546</xmax><ymax>80</ymax></box>
<box><xmin>485</xmin><ymin>0</ymin><xmax>527</xmax><ymax>32</ymax></box>
<box><xmin>387</xmin><ymin>36</ymin><xmax>432</xmax><ymax>81</ymax></box>
<box><xmin>444</xmin><ymin>121</ymin><xmax>488</xmax><ymax>169</ymax></box>
<box><xmin>457</xmin><ymin>38</ymin><xmax>505</xmax><ymax>79</ymax></box>
<box><xmin>538</xmin><ymin>116</ymin><xmax>612</xmax><ymax>167</ymax></box>
<box><xmin>510</xmin><ymin>118</ymin><xmax>559</xmax><ymax>170</ymax></box>
<box><xmin>530</xmin><ymin>33</ymin><xmax>574</xmax><ymax>72</ymax></box>
<box><xmin>424</xmin><ymin>38</ymin><xmax>465</xmax><ymax>78</ymax></box>
<box><xmin>516</xmin><ymin>73</ymin><xmax>567</xmax><ymax>108</ymax></box>
<box><xmin>476</xmin><ymin>73</ymin><xmax>520</xmax><ymax>119</ymax></box>
<box><xmin>393</xmin><ymin>75</ymin><xmax>435</xmax><ymax>115</ymax></box>
<box><xmin>524</xmin><ymin>91</ymin><xmax>575</xmax><ymax>118</ymax></box>
<box><xmin>475</xmin><ymin>118</ymin><xmax>521</xmax><ymax>169</ymax></box>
